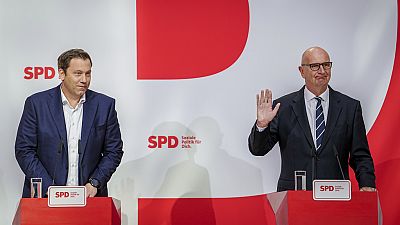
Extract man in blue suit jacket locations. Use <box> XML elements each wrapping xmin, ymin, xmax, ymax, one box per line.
<box><xmin>15</xmin><ymin>49</ymin><xmax>123</xmax><ymax>197</ymax></box>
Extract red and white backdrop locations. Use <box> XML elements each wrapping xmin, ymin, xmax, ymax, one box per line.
<box><xmin>0</xmin><ymin>0</ymin><xmax>398</xmax><ymax>224</ymax></box>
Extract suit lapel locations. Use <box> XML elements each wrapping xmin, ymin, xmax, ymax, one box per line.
<box><xmin>80</xmin><ymin>90</ymin><xmax>98</xmax><ymax>157</ymax></box>
<box><xmin>291</xmin><ymin>87</ymin><xmax>314</xmax><ymax>148</ymax></box>
<box><xmin>319</xmin><ymin>87</ymin><xmax>342</xmax><ymax>152</ymax></box>
<box><xmin>47</xmin><ymin>86</ymin><xmax>68</xmax><ymax>146</ymax></box>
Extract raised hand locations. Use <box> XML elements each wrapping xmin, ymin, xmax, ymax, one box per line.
<box><xmin>256</xmin><ymin>89</ymin><xmax>280</xmax><ymax>128</ymax></box>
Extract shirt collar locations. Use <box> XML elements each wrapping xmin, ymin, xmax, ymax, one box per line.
<box><xmin>60</xmin><ymin>87</ymin><xmax>86</xmax><ymax>107</ymax></box>
<box><xmin>304</xmin><ymin>86</ymin><xmax>329</xmax><ymax>102</ymax></box>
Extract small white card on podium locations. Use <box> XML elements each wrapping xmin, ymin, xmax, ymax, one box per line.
<box><xmin>313</xmin><ymin>180</ymin><xmax>351</xmax><ymax>201</ymax></box>
<box><xmin>48</xmin><ymin>186</ymin><xmax>86</xmax><ymax>207</ymax></box>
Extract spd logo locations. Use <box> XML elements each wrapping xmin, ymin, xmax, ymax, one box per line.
<box><xmin>320</xmin><ymin>186</ymin><xmax>335</xmax><ymax>191</ymax></box>
<box><xmin>55</xmin><ymin>191</ymin><xmax>70</xmax><ymax>198</ymax></box>
<box><xmin>24</xmin><ymin>66</ymin><xmax>56</xmax><ymax>80</ymax></box>
<box><xmin>148</xmin><ymin>136</ymin><xmax>179</xmax><ymax>148</ymax></box>
<box><xmin>148</xmin><ymin>135</ymin><xmax>202</xmax><ymax>149</ymax></box>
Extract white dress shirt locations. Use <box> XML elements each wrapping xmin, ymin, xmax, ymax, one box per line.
<box><xmin>61</xmin><ymin>89</ymin><xmax>85</xmax><ymax>186</ymax></box>
<box><xmin>304</xmin><ymin>87</ymin><xmax>329</xmax><ymax>149</ymax></box>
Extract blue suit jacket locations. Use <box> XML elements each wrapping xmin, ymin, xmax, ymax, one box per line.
<box><xmin>15</xmin><ymin>85</ymin><xmax>123</xmax><ymax>197</ymax></box>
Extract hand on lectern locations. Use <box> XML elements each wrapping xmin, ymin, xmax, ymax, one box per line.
<box><xmin>360</xmin><ymin>187</ymin><xmax>376</xmax><ymax>192</ymax></box>
<box><xmin>85</xmin><ymin>183</ymin><xmax>98</xmax><ymax>197</ymax></box>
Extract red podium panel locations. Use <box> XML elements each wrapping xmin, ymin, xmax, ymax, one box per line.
<box><xmin>267</xmin><ymin>191</ymin><xmax>382</xmax><ymax>225</ymax></box>
<box><xmin>12</xmin><ymin>197</ymin><xmax>121</xmax><ymax>225</ymax></box>
<box><xmin>139</xmin><ymin>195</ymin><xmax>277</xmax><ymax>225</ymax></box>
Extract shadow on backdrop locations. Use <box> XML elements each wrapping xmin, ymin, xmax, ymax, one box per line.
<box><xmin>110</xmin><ymin>117</ymin><xmax>273</xmax><ymax>225</ymax></box>
<box><xmin>109</xmin><ymin>121</ymin><xmax>190</xmax><ymax>225</ymax></box>
<box><xmin>188</xmin><ymin>116</ymin><xmax>264</xmax><ymax>196</ymax></box>
<box><xmin>149</xmin><ymin>125</ymin><xmax>216</xmax><ymax>225</ymax></box>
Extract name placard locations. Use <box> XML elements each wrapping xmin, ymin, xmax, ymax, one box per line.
<box><xmin>313</xmin><ymin>180</ymin><xmax>351</xmax><ymax>201</ymax></box>
<box><xmin>48</xmin><ymin>186</ymin><xmax>86</xmax><ymax>207</ymax></box>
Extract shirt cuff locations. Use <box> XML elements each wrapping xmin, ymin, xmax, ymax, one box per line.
<box><xmin>256</xmin><ymin>125</ymin><xmax>267</xmax><ymax>132</ymax></box>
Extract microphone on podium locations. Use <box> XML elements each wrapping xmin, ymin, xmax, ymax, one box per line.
<box><xmin>333</xmin><ymin>145</ymin><xmax>346</xmax><ymax>180</ymax></box>
<box><xmin>78</xmin><ymin>139</ymin><xmax>84</xmax><ymax>186</ymax></box>
<box><xmin>52</xmin><ymin>140</ymin><xmax>64</xmax><ymax>185</ymax></box>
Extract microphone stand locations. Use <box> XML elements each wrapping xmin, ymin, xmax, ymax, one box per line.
<box><xmin>333</xmin><ymin>146</ymin><xmax>346</xmax><ymax>180</ymax></box>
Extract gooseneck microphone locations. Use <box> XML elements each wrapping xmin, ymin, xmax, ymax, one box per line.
<box><xmin>52</xmin><ymin>140</ymin><xmax>64</xmax><ymax>185</ymax></box>
<box><xmin>78</xmin><ymin>139</ymin><xmax>84</xmax><ymax>186</ymax></box>
<box><xmin>333</xmin><ymin>145</ymin><xmax>346</xmax><ymax>180</ymax></box>
<box><xmin>311</xmin><ymin>146</ymin><xmax>316</xmax><ymax>182</ymax></box>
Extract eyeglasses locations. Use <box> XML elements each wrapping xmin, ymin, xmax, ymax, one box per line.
<box><xmin>301</xmin><ymin>62</ymin><xmax>332</xmax><ymax>71</ymax></box>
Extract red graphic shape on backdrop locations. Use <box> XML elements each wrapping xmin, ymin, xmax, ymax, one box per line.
<box><xmin>361</xmin><ymin>1</ymin><xmax>400</xmax><ymax>224</ymax></box>
<box><xmin>137</xmin><ymin>0</ymin><xmax>249</xmax><ymax>80</ymax></box>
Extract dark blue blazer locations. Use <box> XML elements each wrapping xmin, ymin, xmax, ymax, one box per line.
<box><xmin>15</xmin><ymin>85</ymin><xmax>123</xmax><ymax>197</ymax></box>
<box><xmin>248</xmin><ymin>86</ymin><xmax>375</xmax><ymax>191</ymax></box>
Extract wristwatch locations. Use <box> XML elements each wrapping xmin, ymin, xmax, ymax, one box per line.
<box><xmin>89</xmin><ymin>178</ymin><xmax>100</xmax><ymax>189</ymax></box>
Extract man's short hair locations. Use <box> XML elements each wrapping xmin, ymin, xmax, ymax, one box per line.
<box><xmin>57</xmin><ymin>49</ymin><xmax>92</xmax><ymax>72</ymax></box>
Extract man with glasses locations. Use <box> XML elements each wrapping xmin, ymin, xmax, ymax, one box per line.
<box><xmin>248</xmin><ymin>46</ymin><xmax>376</xmax><ymax>191</ymax></box>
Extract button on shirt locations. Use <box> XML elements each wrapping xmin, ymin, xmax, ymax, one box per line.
<box><xmin>304</xmin><ymin>87</ymin><xmax>329</xmax><ymax>149</ymax></box>
<box><xmin>61</xmin><ymin>89</ymin><xmax>85</xmax><ymax>186</ymax></box>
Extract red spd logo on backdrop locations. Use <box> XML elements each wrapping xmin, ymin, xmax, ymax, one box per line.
<box><xmin>24</xmin><ymin>66</ymin><xmax>56</xmax><ymax>80</ymax></box>
<box><xmin>137</xmin><ymin>0</ymin><xmax>250</xmax><ymax>80</ymax></box>
<box><xmin>148</xmin><ymin>135</ymin><xmax>202</xmax><ymax>149</ymax></box>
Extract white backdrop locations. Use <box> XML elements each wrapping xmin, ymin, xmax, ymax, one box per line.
<box><xmin>0</xmin><ymin>0</ymin><xmax>396</xmax><ymax>224</ymax></box>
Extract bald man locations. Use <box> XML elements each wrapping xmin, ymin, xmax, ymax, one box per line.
<box><xmin>248</xmin><ymin>47</ymin><xmax>376</xmax><ymax>191</ymax></box>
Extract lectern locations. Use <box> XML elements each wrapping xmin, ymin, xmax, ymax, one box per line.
<box><xmin>12</xmin><ymin>197</ymin><xmax>121</xmax><ymax>225</ymax></box>
<box><xmin>267</xmin><ymin>191</ymin><xmax>382</xmax><ymax>225</ymax></box>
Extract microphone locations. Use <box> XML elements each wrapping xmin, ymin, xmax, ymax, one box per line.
<box><xmin>310</xmin><ymin>146</ymin><xmax>316</xmax><ymax>182</ymax></box>
<box><xmin>333</xmin><ymin>145</ymin><xmax>346</xmax><ymax>180</ymax></box>
<box><xmin>52</xmin><ymin>140</ymin><xmax>63</xmax><ymax>185</ymax></box>
<box><xmin>78</xmin><ymin>139</ymin><xmax>84</xmax><ymax>186</ymax></box>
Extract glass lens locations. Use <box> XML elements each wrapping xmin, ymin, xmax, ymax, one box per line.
<box><xmin>310</xmin><ymin>64</ymin><xmax>320</xmax><ymax>71</ymax></box>
<box><xmin>322</xmin><ymin>62</ymin><xmax>332</xmax><ymax>69</ymax></box>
